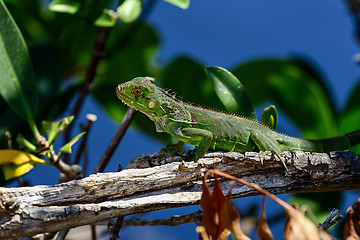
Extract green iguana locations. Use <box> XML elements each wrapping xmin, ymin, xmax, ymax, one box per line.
<box><xmin>116</xmin><ymin>77</ymin><xmax>360</xmax><ymax>169</ymax></box>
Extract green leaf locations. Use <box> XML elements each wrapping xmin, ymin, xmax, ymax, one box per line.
<box><xmin>42</xmin><ymin>116</ymin><xmax>74</xmax><ymax>145</ymax></box>
<box><xmin>164</xmin><ymin>0</ymin><xmax>190</xmax><ymax>9</ymax></box>
<box><xmin>0</xmin><ymin>0</ymin><xmax>38</xmax><ymax>121</ymax></box>
<box><xmin>0</xmin><ymin>149</ymin><xmax>49</xmax><ymax>180</ymax></box>
<box><xmin>261</xmin><ymin>105</ymin><xmax>278</xmax><ymax>130</ymax></box>
<box><xmin>231</xmin><ymin>58</ymin><xmax>337</xmax><ymax>139</ymax></box>
<box><xmin>17</xmin><ymin>133</ymin><xmax>37</xmax><ymax>152</ymax></box>
<box><xmin>117</xmin><ymin>0</ymin><xmax>142</xmax><ymax>23</ymax></box>
<box><xmin>205</xmin><ymin>66</ymin><xmax>257</xmax><ymax>120</ymax></box>
<box><xmin>49</xmin><ymin>0</ymin><xmax>80</xmax><ymax>14</ymax></box>
<box><xmin>94</xmin><ymin>9</ymin><xmax>116</xmax><ymax>27</ymax></box>
<box><xmin>161</xmin><ymin>56</ymin><xmax>221</xmax><ymax>110</ymax></box>
<box><xmin>60</xmin><ymin>131</ymin><xmax>85</xmax><ymax>154</ymax></box>
<box><xmin>291</xmin><ymin>192</ymin><xmax>342</xmax><ymax>219</ymax></box>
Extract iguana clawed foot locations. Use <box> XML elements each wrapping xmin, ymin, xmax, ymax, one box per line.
<box><xmin>160</xmin><ymin>142</ymin><xmax>184</xmax><ymax>159</ymax></box>
<box><xmin>258</xmin><ymin>151</ymin><xmax>289</xmax><ymax>172</ymax></box>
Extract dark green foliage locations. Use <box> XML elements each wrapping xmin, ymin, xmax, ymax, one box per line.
<box><xmin>231</xmin><ymin>58</ymin><xmax>338</xmax><ymax>139</ymax></box>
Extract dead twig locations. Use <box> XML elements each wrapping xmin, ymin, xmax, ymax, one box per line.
<box><xmin>94</xmin><ymin>107</ymin><xmax>136</xmax><ymax>173</ymax></box>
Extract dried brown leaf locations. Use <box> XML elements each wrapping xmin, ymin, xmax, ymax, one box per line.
<box><xmin>343</xmin><ymin>207</ymin><xmax>360</xmax><ymax>240</ymax></box>
<box><xmin>197</xmin><ymin>226</ymin><xmax>210</xmax><ymax>240</ymax></box>
<box><xmin>284</xmin><ymin>205</ymin><xmax>333</xmax><ymax>240</ymax></box>
<box><xmin>257</xmin><ymin>197</ymin><xmax>274</xmax><ymax>240</ymax></box>
<box><xmin>200</xmin><ymin>174</ymin><xmax>219</xmax><ymax>239</ymax></box>
<box><xmin>200</xmin><ymin>173</ymin><xmax>250</xmax><ymax>240</ymax></box>
<box><xmin>220</xmin><ymin>197</ymin><xmax>250</xmax><ymax>240</ymax></box>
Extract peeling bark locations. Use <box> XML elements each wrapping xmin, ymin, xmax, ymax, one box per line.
<box><xmin>1</xmin><ymin>151</ymin><xmax>360</xmax><ymax>239</ymax></box>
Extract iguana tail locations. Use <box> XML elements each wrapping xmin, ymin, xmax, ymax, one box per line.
<box><xmin>309</xmin><ymin>129</ymin><xmax>360</xmax><ymax>152</ymax></box>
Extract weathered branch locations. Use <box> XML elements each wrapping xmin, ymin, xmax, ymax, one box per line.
<box><xmin>1</xmin><ymin>151</ymin><xmax>360</xmax><ymax>239</ymax></box>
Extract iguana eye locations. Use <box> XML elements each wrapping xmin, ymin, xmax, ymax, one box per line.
<box><xmin>132</xmin><ymin>88</ymin><xmax>143</xmax><ymax>97</ymax></box>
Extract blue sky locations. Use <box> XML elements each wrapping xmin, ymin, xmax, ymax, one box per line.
<box><xmin>26</xmin><ymin>1</ymin><xmax>360</xmax><ymax>239</ymax></box>
<box><xmin>150</xmin><ymin>0</ymin><xmax>359</xmax><ymax>107</ymax></box>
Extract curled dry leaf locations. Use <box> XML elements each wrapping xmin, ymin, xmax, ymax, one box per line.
<box><xmin>220</xmin><ymin>197</ymin><xmax>250</xmax><ymax>240</ymax></box>
<box><xmin>343</xmin><ymin>198</ymin><xmax>360</xmax><ymax>240</ymax></box>
<box><xmin>204</xmin><ymin>169</ymin><xmax>335</xmax><ymax>240</ymax></box>
<box><xmin>257</xmin><ymin>196</ymin><xmax>274</xmax><ymax>240</ymax></box>
<box><xmin>199</xmin><ymin>173</ymin><xmax>250</xmax><ymax>240</ymax></box>
<box><xmin>284</xmin><ymin>205</ymin><xmax>333</xmax><ymax>240</ymax></box>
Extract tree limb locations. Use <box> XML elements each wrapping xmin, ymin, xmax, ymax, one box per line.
<box><xmin>1</xmin><ymin>150</ymin><xmax>360</xmax><ymax>239</ymax></box>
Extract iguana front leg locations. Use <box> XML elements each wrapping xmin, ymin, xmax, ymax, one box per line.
<box><xmin>167</xmin><ymin>123</ymin><xmax>213</xmax><ymax>161</ymax></box>
<box><xmin>250</xmin><ymin>131</ymin><xmax>288</xmax><ymax>171</ymax></box>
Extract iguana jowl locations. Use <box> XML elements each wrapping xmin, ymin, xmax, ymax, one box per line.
<box><xmin>116</xmin><ymin>77</ymin><xmax>360</xmax><ymax>168</ymax></box>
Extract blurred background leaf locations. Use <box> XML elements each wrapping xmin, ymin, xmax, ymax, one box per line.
<box><xmin>164</xmin><ymin>0</ymin><xmax>190</xmax><ymax>9</ymax></box>
<box><xmin>117</xmin><ymin>0</ymin><xmax>142</xmax><ymax>23</ymax></box>
<box><xmin>49</xmin><ymin>0</ymin><xmax>80</xmax><ymax>14</ymax></box>
<box><xmin>231</xmin><ymin>58</ymin><xmax>338</xmax><ymax>139</ymax></box>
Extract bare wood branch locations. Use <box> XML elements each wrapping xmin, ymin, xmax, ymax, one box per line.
<box><xmin>119</xmin><ymin>210</ymin><xmax>202</xmax><ymax>227</ymax></box>
<box><xmin>1</xmin><ymin>150</ymin><xmax>360</xmax><ymax>239</ymax></box>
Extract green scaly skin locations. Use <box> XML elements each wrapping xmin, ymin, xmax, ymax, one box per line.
<box><xmin>116</xmin><ymin>77</ymin><xmax>360</xmax><ymax>169</ymax></box>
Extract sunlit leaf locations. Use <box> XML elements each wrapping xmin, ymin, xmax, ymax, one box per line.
<box><xmin>0</xmin><ymin>149</ymin><xmax>49</xmax><ymax>180</ymax></box>
<box><xmin>164</xmin><ymin>0</ymin><xmax>190</xmax><ymax>9</ymax></box>
<box><xmin>42</xmin><ymin>116</ymin><xmax>74</xmax><ymax>145</ymax></box>
<box><xmin>117</xmin><ymin>0</ymin><xmax>142</xmax><ymax>23</ymax></box>
<box><xmin>49</xmin><ymin>0</ymin><xmax>80</xmax><ymax>14</ymax></box>
<box><xmin>59</xmin><ymin>131</ymin><xmax>85</xmax><ymax>154</ymax></box>
<box><xmin>205</xmin><ymin>66</ymin><xmax>257</xmax><ymax>120</ymax></box>
<box><xmin>261</xmin><ymin>105</ymin><xmax>278</xmax><ymax>130</ymax></box>
<box><xmin>0</xmin><ymin>0</ymin><xmax>38</xmax><ymax>121</ymax></box>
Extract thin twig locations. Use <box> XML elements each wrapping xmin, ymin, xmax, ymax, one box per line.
<box><xmin>124</xmin><ymin>211</ymin><xmax>203</xmax><ymax>227</ymax></box>
<box><xmin>91</xmin><ymin>225</ymin><xmax>97</xmax><ymax>240</ymax></box>
<box><xmin>63</xmin><ymin>27</ymin><xmax>111</xmax><ymax>163</ymax></box>
<box><xmin>5</xmin><ymin>131</ymin><xmax>12</xmax><ymax>149</ymax></box>
<box><xmin>108</xmin><ymin>216</ymin><xmax>124</xmax><ymax>240</ymax></box>
<box><xmin>105</xmin><ymin>211</ymin><xmax>203</xmax><ymax>227</ymax></box>
<box><xmin>73</xmin><ymin>114</ymin><xmax>97</xmax><ymax>165</ymax></box>
<box><xmin>55</xmin><ymin>229</ymin><xmax>69</xmax><ymax>240</ymax></box>
<box><xmin>318</xmin><ymin>208</ymin><xmax>343</xmax><ymax>231</ymax></box>
<box><xmin>94</xmin><ymin>107</ymin><xmax>137</xmax><ymax>173</ymax></box>
<box><xmin>42</xmin><ymin>149</ymin><xmax>82</xmax><ymax>181</ymax></box>
<box><xmin>108</xmin><ymin>163</ymin><xmax>125</xmax><ymax>240</ymax></box>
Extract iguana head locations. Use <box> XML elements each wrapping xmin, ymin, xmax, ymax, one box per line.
<box><xmin>116</xmin><ymin>77</ymin><xmax>167</xmax><ymax>118</ymax></box>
